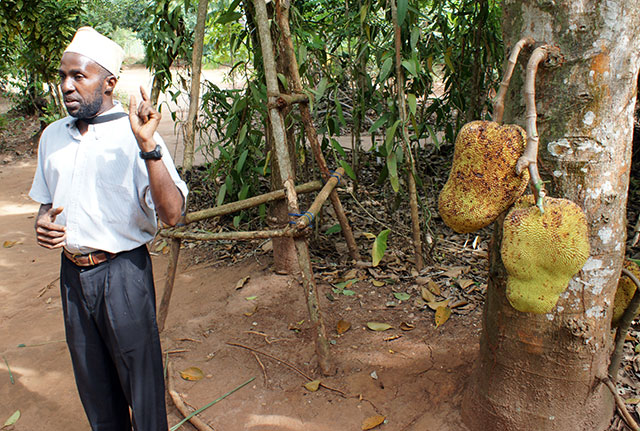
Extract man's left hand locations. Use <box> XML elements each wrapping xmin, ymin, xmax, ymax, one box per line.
<box><xmin>129</xmin><ymin>86</ymin><xmax>161</xmax><ymax>152</ymax></box>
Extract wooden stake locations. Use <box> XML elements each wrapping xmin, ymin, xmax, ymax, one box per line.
<box><xmin>253</xmin><ymin>0</ymin><xmax>334</xmax><ymax>375</ymax></box>
<box><xmin>292</xmin><ymin>167</ymin><xmax>344</xmax><ymax>229</ymax></box>
<box><xmin>391</xmin><ymin>0</ymin><xmax>423</xmax><ymax>270</ymax></box>
<box><xmin>274</xmin><ymin>0</ymin><xmax>361</xmax><ymax>262</ymax></box>
<box><xmin>161</xmin><ymin>227</ymin><xmax>305</xmax><ymax>241</ymax></box>
<box><xmin>157</xmin><ymin>238</ymin><xmax>181</xmax><ymax>332</ymax></box>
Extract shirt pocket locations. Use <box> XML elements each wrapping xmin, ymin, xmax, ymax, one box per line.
<box><xmin>95</xmin><ymin>179</ymin><xmax>136</xmax><ymax>224</ymax></box>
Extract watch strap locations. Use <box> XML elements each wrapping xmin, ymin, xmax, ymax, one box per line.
<box><xmin>139</xmin><ymin>144</ymin><xmax>163</xmax><ymax>160</ymax></box>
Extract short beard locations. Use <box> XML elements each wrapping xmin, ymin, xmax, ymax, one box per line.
<box><xmin>69</xmin><ymin>86</ymin><xmax>104</xmax><ymax>120</ymax></box>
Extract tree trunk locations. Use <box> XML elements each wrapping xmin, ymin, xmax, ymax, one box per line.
<box><xmin>463</xmin><ymin>1</ymin><xmax>640</xmax><ymax>430</ymax></box>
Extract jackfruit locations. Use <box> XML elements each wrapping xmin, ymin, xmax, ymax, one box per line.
<box><xmin>501</xmin><ymin>195</ymin><xmax>590</xmax><ymax>314</ymax></box>
<box><xmin>438</xmin><ymin>121</ymin><xmax>530</xmax><ymax>233</ymax></box>
<box><xmin>612</xmin><ymin>259</ymin><xmax>640</xmax><ymax>326</ymax></box>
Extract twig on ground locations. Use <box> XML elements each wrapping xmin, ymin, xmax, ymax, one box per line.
<box><xmin>165</xmin><ymin>349</ymin><xmax>189</xmax><ymax>354</ymax></box>
<box><xmin>37</xmin><ymin>277</ymin><xmax>59</xmax><ymax>298</ymax></box>
<box><xmin>601</xmin><ymin>376</ymin><xmax>640</xmax><ymax>431</ymax></box>
<box><xmin>227</xmin><ymin>342</ymin><xmax>347</xmax><ymax>397</ymax></box>
<box><xmin>251</xmin><ymin>352</ymin><xmax>268</xmax><ymax>384</ymax></box>
<box><xmin>245</xmin><ymin>330</ymin><xmax>292</xmax><ymax>344</ymax></box>
<box><xmin>167</xmin><ymin>360</ymin><xmax>214</xmax><ymax>431</ymax></box>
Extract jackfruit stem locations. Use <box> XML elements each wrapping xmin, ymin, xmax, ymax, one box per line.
<box><xmin>519</xmin><ymin>45</ymin><xmax>550</xmax><ymax>214</ymax></box>
<box><xmin>493</xmin><ymin>37</ymin><xmax>535</xmax><ymax>124</ymax></box>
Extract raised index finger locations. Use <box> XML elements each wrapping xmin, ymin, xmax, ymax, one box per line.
<box><xmin>139</xmin><ymin>85</ymin><xmax>149</xmax><ymax>102</ymax></box>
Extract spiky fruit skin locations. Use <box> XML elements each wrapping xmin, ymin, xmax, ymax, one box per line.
<box><xmin>438</xmin><ymin>121</ymin><xmax>530</xmax><ymax>233</ymax></box>
<box><xmin>501</xmin><ymin>195</ymin><xmax>590</xmax><ymax>314</ymax></box>
<box><xmin>612</xmin><ymin>259</ymin><xmax>640</xmax><ymax>326</ymax></box>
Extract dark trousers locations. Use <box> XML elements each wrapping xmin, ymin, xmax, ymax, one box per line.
<box><xmin>60</xmin><ymin>245</ymin><xmax>168</xmax><ymax>431</ymax></box>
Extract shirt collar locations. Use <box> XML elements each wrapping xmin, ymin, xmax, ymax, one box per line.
<box><xmin>65</xmin><ymin>102</ymin><xmax>126</xmax><ymax>139</ymax></box>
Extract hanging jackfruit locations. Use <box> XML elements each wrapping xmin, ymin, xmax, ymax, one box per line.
<box><xmin>612</xmin><ymin>259</ymin><xmax>640</xmax><ymax>326</ymax></box>
<box><xmin>501</xmin><ymin>195</ymin><xmax>590</xmax><ymax>314</ymax></box>
<box><xmin>438</xmin><ymin>121</ymin><xmax>529</xmax><ymax>233</ymax></box>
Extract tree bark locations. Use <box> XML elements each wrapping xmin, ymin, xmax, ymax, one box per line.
<box><xmin>463</xmin><ymin>2</ymin><xmax>640</xmax><ymax>430</ymax></box>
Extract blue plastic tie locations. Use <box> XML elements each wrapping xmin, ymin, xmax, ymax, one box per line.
<box><xmin>288</xmin><ymin>211</ymin><xmax>314</xmax><ymax>227</ymax></box>
<box><xmin>328</xmin><ymin>170</ymin><xmax>342</xmax><ymax>186</ymax></box>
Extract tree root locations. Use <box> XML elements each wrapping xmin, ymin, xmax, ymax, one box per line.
<box><xmin>609</xmin><ymin>268</ymin><xmax>640</xmax><ymax>378</ymax></box>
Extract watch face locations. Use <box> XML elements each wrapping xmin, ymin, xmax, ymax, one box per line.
<box><xmin>141</xmin><ymin>145</ymin><xmax>162</xmax><ymax>160</ymax></box>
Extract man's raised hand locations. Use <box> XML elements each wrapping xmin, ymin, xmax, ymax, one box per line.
<box><xmin>35</xmin><ymin>205</ymin><xmax>66</xmax><ymax>249</ymax></box>
<box><xmin>129</xmin><ymin>86</ymin><xmax>161</xmax><ymax>152</ymax></box>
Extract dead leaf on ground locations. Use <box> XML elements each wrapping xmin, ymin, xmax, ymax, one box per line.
<box><xmin>427</xmin><ymin>299</ymin><xmax>450</xmax><ymax>311</ymax></box>
<box><xmin>154</xmin><ymin>239</ymin><xmax>167</xmax><ymax>252</ymax></box>
<box><xmin>372</xmin><ymin>279</ymin><xmax>385</xmax><ymax>287</ymax></box>
<box><xmin>337</xmin><ymin>319</ymin><xmax>351</xmax><ymax>335</ymax></box>
<box><xmin>2</xmin><ymin>240</ymin><xmax>19</xmax><ymax>248</ymax></box>
<box><xmin>343</xmin><ymin>268</ymin><xmax>360</xmax><ymax>280</ymax></box>
<box><xmin>367</xmin><ymin>322</ymin><xmax>392</xmax><ymax>331</ymax></box>
<box><xmin>442</xmin><ymin>266</ymin><xmax>466</xmax><ymax>278</ymax></box>
<box><xmin>400</xmin><ymin>322</ymin><xmax>415</xmax><ymax>331</ymax></box>
<box><xmin>179</xmin><ymin>366</ymin><xmax>204</xmax><ymax>381</ymax></box>
<box><xmin>304</xmin><ymin>380</ymin><xmax>321</xmax><ymax>392</ymax></box>
<box><xmin>435</xmin><ymin>306</ymin><xmax>452</xmax><ymax>328</ymax></box>
<box><xmin>421</xmin><ymin>287</ymin><xmax>436</xmax><ymax>303</ymax></box>
<box><xmin>235</xmin><ymin>276</ymin><xmax>250</xmax><ymax>290</ymax></box>
<box><xmin>243</xmin><ymin>305</ymin><xmax>258</xmax><ymax>317</ymax></box>
<box><xmin>362</xmin><ymin>232</ymin><xmax>376</xmax><ymax>240</ymax></box>
<box><xmin>456</xmin><ymin>278</ymin><xmax>475</xmax><ymax>289</ymax></box>
<box><xmin>625</xmin><ymin>398</ymin><xmax>640</xmax><ymax>405</ymax></box>
<box><xmin>362</xmin><ymin>414</ymin><xmax>386</xmax><ymax>430</ymax></box>
<box><xmin>3</xmin><ymin>410</ymin><xmax>20</xmax><ymax>427</ymax></box>
<box><xmin>426</xmin><ymin>280</ymin><xmax>441</xmax><ymax>295</ymax></box>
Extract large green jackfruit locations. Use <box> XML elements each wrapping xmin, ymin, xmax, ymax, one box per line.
<box><xmin>612</xmin><ymin>259</ymin><xmax>640</xmax><ymax>326</ymax></box>
<box><xmin>438</xmin><ymin>121</ymin><xmax>529</xmax><ymax>233</ymax></box>
<box><xmin>501</xmin><ymin>195</ymin><xmax>590</xmax><ymax>314</ymax></box>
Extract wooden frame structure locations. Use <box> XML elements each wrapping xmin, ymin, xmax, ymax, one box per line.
<box><xmin>156</xmin><ymin>0</ymin><xmax>363</xmax><ymax>376</ymax></box>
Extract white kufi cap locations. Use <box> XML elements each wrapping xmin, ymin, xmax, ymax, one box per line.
<box><xmin>64</xmin><ymin>27</ymin><xmax>125</xmax><ymax>76</ymax></box>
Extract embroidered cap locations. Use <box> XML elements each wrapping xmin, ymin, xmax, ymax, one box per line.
<box><xmin>64</xmin><ymin>27</ymin><xmax>125</xmax><ymax>77</ymax></box>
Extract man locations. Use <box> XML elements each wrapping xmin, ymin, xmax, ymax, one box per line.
<box><xmin>29</xmin><ymin>27</ymin><xmax>187</xmax><ymax>430</ymax></box>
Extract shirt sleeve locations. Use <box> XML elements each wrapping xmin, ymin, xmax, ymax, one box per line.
<box><xmin>141</xmin><ymin>133</ymin><xmax>189</xmax><ymax>213</ymax></box>
<box><xmin>29</xmin><ymin>132</ymin><xmax>52</xmax><ymax>204</ymax></box>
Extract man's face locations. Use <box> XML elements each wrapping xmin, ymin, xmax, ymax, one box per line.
<box><xmin>59</xmin><ymin>52</ymin><xmax>111</xmax><ymax>119</ymax></box>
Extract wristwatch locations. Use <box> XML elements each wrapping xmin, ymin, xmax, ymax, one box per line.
<box><xmin>139</xmin><ymin>144</ymin><xmax>163</xmax><ymax>160</ymax></box>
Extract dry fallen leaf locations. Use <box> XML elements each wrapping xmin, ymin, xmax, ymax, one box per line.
<box><xmin>427</xmin><ymin>299</ymin><xmax>450</xmax><ymax>311</ymax></box>
<box><xmin>304</xmin><ymin>380</ymin><xmax>321</xmax><ymax>392</ymax></box>
<box><xmin>435</xmin><ymin>306</ymin><xmax>452</xmax><ymax>328</ymax></box>
<box><xmin>344</xmin><ymin>268</ymin><xmax>360</xmax><ymax>280</ymax></box>
<box><xmin>625</xmin><ymin>398</ymin><xmax>640</xmax><ymax>405</ymax></box>
<box><xmin>399</xmin><ymin>322</ymin><xmax>415</xmax><ymax>331</ymax></box>
<box><xmin>456</xmin><ymin>278</ymin><xmax>475</xmax><ymax>289</ymax></box>
<box><xmin>180</xmin><ymin>366</ymin><xmax>204</xmax><ymax>381</ymax></box>
<box><xmin>243</xmin><ymin>305</ymin><xmax>258</xmax><ymax>317</ymax></box>
<box><xmin>442</xmin><ymin>266</ymin><xmax>466</xmax><ymax>278</ymax></box>
<box><xmin>362</xmin><ymin>232</ymin><xmax>376</xmax><ymax>240</ymax></box>
<box><xmin>235</xmin><ymin>275</ymin><xmax>250</xmax><ymax>290</ymax></box>
<box><xmin>421</xmin><ymin>286</ymin><xmax>436</xmax><ymax>303</ymax></box>
<box><xmin>372</xmin><ymin>280</ymin><xmax>385</xmax><ymax>287</ymax></box>
<box><xmin>367</xmin><ymin>322</ymin><xmax>392</xmax><ymax>331</ymax></box>
<box><xmin>3</xmin><ymin>240</ymin><xmax>19</xmax><ymax>248</ymax></box>
<box><xmin>154</xmin><ymin>239</ymin><xmax>167</xmax><ymax>252</ymax></box>
<box><xmin>362</xmin><ymin>414</ymin><xmax>386</xmax><ymax>430</ymax></box>
<box><xmin>337</xmin><ymin>319</ymin><xmax>351</xmax><ymax>335</ymax></box>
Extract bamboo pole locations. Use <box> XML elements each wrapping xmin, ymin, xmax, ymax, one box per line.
<box><xmin>292</xmin><ymin>167</ymin><xmax>344</xmax><ymax>230</ymax></box>
<box><xmin>160</xmin><ymin>227</ymin><xmax>306</xmax><ymax>241</ymax></box>
<box><xmin>253</xmin><ymin>0</ymin><xmax>333</xmax><ymax>375</ymax></box>
<box><xmin>182</xmin><ymin>180</ymin><xmax>322</xmax><ymax>225</ymax></box>
<box><xmin>274</xmin><ymin>0</ymin><xmax>361</xmax><ymax>262</ymax></box>
<box><xmin>391</xmin><ymin>0</ymin><xmax>423</xmax><ymax>270</ymax></box>
<box><xmin>183</xmin><ymin>0</ymin><xmax>210</xmax><ymax>172</ymax></box>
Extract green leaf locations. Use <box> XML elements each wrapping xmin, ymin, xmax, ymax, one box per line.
<box><xmin>335</xmin><ymin>94</ymin><xmax>345</xmax><ymax>126</ymax></box>
<box><xmin>378</xmin><ymin>57</ymin><xmax>393</xmax><ymax>82</ymax></box>
<box><xmin>330</xmin><ymin>138</ymin><xmax>346</xmax><ymax>158</ymax></box>
<box><xmin>401</xmin><ymin>59</ymin><xmax>417</xmax><ymax>77</ymax></box>
<box><xmin>393</xmin><ymin>292</ymin><xmax>410</xmax><ymax>301</ymax></box>
<box><xmin>342</xmin><ymin>289</ymin><xmax>356</xmax><ymax>296</ymax></box>
<box><xmin>366</xmin><ymin>322</ymin><xmax>392</xmax><ymax>331</ymax></box>
<box><xmin>235</xmin><ymin>148</ymin><xmax>248</xmax><ymax>173</ymax></box>
<box><xmin>314</xmin><ymin>77</ymin><xmax>328</xmax><ymax>99</ymax></box>
<box><xmin>387</xmin><ymin>153</ymin><xmax>399</xmax><ymax>192</ymax></box>
<box><xmin>384</xmin><ymin>119</ymin><xmax>402</xmax><ymax>154</ymax></box>
<box><xmin>359</xmin><ymin>4</ymin><xmax>368</xmax><ymax>24</ymax></box>
<box><xmin>339</xmin><ymin>160</ymin><xmax>357</xmax><ymax>181</ymax></box>
<box><xmin>444</xmin><ymin>46</ymin><xmax>455</xmax><ymax>72</ymax></box>
<box><xmin>325</xmin><ymin>224</ymin><xmax>342</xmax><ymax>235</ymax></box>
<box><xmin>372</xmin><ymin>229</ymin><xmax>391</xmax><ymax>267</ymax></box>
<box><xmin>216</xmin><ymin>183</ymin><xmax>227</xmax><ymax>206</ymax></box>
<box><xmin>369</xmin><ymin>114</ymin><xmax>388</xmax><ymax>134</ymax></box>
<box><xmin>397</xmin><ymin>0</ymin><xmax>408</xmax><ymax>26</ymax></box>
<box><xmin>3</xmin><ymin>410</ymin><xmax>20</xmax><ymax>426</ymax></box>
<box><xmin>407</xmin><ymin>93</ymin><xmax>417</xmax><ymax>116</ymax></box>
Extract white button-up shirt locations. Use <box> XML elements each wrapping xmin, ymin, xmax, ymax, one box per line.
<box><xmin>29</xmin><ymin>104</ymin><xmax>188</xmax><ymax>255</ymax></box>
